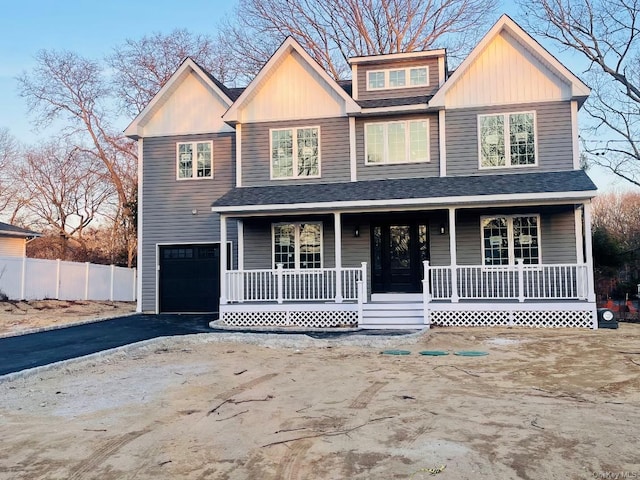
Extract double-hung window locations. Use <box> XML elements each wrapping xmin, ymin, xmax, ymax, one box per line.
<box><xmin>273</xmin><ymin>222</ymin><xmax>322</xmax><ymax>269</ymax></box>
<box><xmin>177</xmin><ymin>141</ymin><xmax>213</xmax><ymax>179</ymax></box>
<box><xmin>271</xmin><ymin>127</ymin><xmax>320</xmax><ymax>179</ymax></box>
<box><xmin>478</xmin><ymin>112</ymin><xmax>536</xmax><ymax>168</ymax></box>
<box><xmin>482</xmin><ymin>215</ymin><xmax>540</xmax><ymax>265</ymax></box>
<box><xmin>367</xmin><ymin>66</ymin><xmax>429</xmax><ymax>90</ymax></box>
<box><xmin>365</xmin><ymin>119</ymin><xmax>429</xmax><ymax>164</ymax></box>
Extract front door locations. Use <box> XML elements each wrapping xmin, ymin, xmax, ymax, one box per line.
<box><xmin>372</xmin><ymin>222</ymin><xmax>429</xmax><ymax>293</ymax></box>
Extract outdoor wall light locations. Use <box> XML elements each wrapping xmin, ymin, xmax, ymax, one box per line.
<box><xmin>354</xmin><ymin>226</ymin><xmax>360</xmax><ymax>237</ymax></box>
<box><xmin>192</xmin><ymin>209</ymin><xmax>198</xmax><ymax>215</ymax></box>
<box><xmin>440</xmin><ymin>224</ymin><xmax>446</xmax><ymax>235</ymax></box>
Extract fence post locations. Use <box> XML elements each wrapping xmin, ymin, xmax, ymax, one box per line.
<box><xmin>110</xmin><ymin>264</ymin><xmax>115</xmax><ymax>301</ymax></box>
<box><xmin>20</xmin><ymin>256</ymin><xmax>27</xmax><ymax>300</ymax></box>
<box><xmin>132</xmin><ymin>267</ymin><xmax>137</xmax><ymax>302</ymax></box>
<box><xmin>276</xmin><ymin>263</ymin><xmax>284</xmax><ymax>304</ymax></box>
<box><xmin>55</xmin><ymin>259</ymin><xmax>61</xmax><ymax>300</ymax></box>
<box><xmin>357</xmin><ymin>280</ymin><xmax>364</xmax><ymax>325</ymax></box>
<box><xmin>360</xmin><ymin>262</ymin><xmax>368</xmax><ymax>304</ymax></box>
<box><xmin>517</xmin><ymin>259</ymin><xmax>525</xmax><ymax>303</ymax></box>
<box><xmin>84</xmin><ymin>262</ymin><xmax>90</xmax><ymax>300</ymax></box>
<box><xmin>422</xmin><ymin>260</ymin><xmax>431</xmax><ymax>328</ymax></box>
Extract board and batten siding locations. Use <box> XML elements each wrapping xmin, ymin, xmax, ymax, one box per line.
<box><xmin>356</xmin><ymin>57</ymin><xmax>441</xmax><ymax>101</ymax></box>
<box><xmin>241</xmin><ymin>117</ymin><xmax>351</xmax><ymax>186</ymax></box>
<box><xmin>445</xmin><ymin>101</ymin><xmax>574</xmax><ymax>176</ymax></box>
<box><xmin>455</xmin><ymin>207</ymin><xmax>577</xmax><ymax>265</ymax></box>
<box><xmin>141</xmin><ymin>133</ymin><xmax>237</xmax><ymax>312</ymax></box>
<box><xmin>355</xmin><ymin>113</ymin><xmax>440</xmax><ymax>180</ymax></box>
<box><xmin>0</xmin><ymin>237</ymin><xmax>26</xmax><ymax>257</ymax></box>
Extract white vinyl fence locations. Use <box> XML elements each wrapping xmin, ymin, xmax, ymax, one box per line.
<box><xmin>0</xmin><ymin>256</ymin><xmax>136</xmax><ymax>302</ymax></box>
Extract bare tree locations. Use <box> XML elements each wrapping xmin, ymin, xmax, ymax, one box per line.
<box><xmin>593</xmin><ymin>191</ymin><xmax>640</xmax><ymax>250</ymax></box>
<box><xmin>17</xmin><ymin>49</ymin><xmax>138</xmax><ymax>265</ymax></box>
<box><xmin>16</xmin><ymin>141</ymin><xmax>113</xmax><ymax>260</ymax></box>
<box><xmin>517</xmin><ymin>0</ymin><xmax>640</xmax><ymax>187</ymax></box>
<box><xmin>107</xmin><ymin>29</ymin><xmax>238</xmax><ymax>117</ymax></box>
<box><xmin>0</xmin><ymin>128</ymin><xmax>17</xmax><ymax>218</ymax></box>
<box><xmin>221</xmin><ymin>0</ymin><xmax>499</xmax><ymax>81</ymax></box>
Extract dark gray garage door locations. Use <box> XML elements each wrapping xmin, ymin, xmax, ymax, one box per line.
<box><xmin>159</xmin><ymin>244</ymin><xmax>228</xmax><ymax>313</ymax></box>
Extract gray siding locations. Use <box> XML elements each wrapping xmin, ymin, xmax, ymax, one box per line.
<box><xmin>454</xmin><ymin>207</ymin><xmax>577</xmax><ymax>265</ymax></box>
<box><xmin>356</xmin><ymin>57</ymin><xmax>440</xmax><ymax>101</ymax></box>
<box><xmin>445</xmin><ymin>101</ymin><xmax>574</xmax><ymax>176</ymax></box>
<box><xmin>141</xmin><ymin>133</ymin><xmax>237</xmax><ymax>312</ymax></box>
<box><xmin>241</xmin><ymin>117</ymin><xmax>351</xmax><ymax>186</ymax></box>
<box><xmin>356</xmin><ymin>113</ymin><xmax>440</xmax><ymax>180</ymax></box>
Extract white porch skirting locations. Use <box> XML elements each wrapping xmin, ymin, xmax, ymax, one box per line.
<box><xmin>219</xmin><ymin>303</ymin><xmax>359</xmax><ymax>328</ymax></box>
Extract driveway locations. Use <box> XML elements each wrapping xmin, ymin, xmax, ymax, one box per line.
<box><xmin>0</xmin><ymin>314</ymin><xmax>214</xmax><ymax>376</ymax></box>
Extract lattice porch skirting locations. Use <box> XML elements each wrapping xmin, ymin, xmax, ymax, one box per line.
<box><xmin>429</xmin><ymin>303</ymin><xmax>597</xmax><ymax>329</ymax></box>
<box><xmin>219</xmin><ymin>304</ymin><xmax>359</xmax><ymax>328</ymax></box>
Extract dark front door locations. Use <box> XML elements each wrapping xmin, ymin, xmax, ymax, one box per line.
<box><xmin>159</xmin><ymin>244</ymin><xmax>227</xmax><ymax>313</ymax></box>
<box><xmin>372</xmin><ymin>222</ymin><xmax>429</xmax><ymax>293</ymax></box>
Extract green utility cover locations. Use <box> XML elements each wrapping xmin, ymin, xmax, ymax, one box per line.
<box><xmin>454</xmin><ymin>351</ymin><xmax>488</xmax><ymax>357</ymax></box>
<box><xmin>419</xmin><ymin>350</ymin><xmax>449</xmax><ymax>356</ymax></box>
<box><xmin>380</xmin><ymin>349</ymin><xmax>411</xmax><ymax>355</ymax></box>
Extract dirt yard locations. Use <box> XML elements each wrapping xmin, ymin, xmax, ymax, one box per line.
<box><xmin>0</xmin><ymin>300</ymin><xmax>136</xmax><ymax>336</ymax></box>
<box><xmin>0</xmin><ymin>323</ymin><xmax>639</xmax><ymax>479</ymax></box>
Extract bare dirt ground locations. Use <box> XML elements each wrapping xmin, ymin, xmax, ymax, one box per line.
<box><xmin>0</xmin><ymin>300</ymin><xmax>136</xmax><ymax>336</ymax></box>
<box><xmin>1</xmin><ymin>323</ymin><xmax>639</xmax><ymax>479</ymax></box>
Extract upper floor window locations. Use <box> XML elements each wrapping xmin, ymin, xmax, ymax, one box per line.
<box><xmin>365</xmin><ymin>119</ymin><xmax>429</xmax><ymax>164</ymax></box>
<box><xmin>177</xmin><ymin>141</ymin><xmax>213</xmax><ymax>179</ymax></box>
<box><xmin>367</xmin><ymin>66</ymin><xmax>429</xmax><ymax>91</ymax></box>
<box><xmin>271</xmin><ymin>127</ymin><xmax>320</xmax><ymax>179</ymax></box>
<box><xmin>273</xmin><ymin>222</ymin><xmax>322</xmax><ymax>269</ymax></box>
<box><xmin>482</xmin><ymin>215</ymin><xmax>540</xmax><ymax>265</ymax></box>
<box><xmin>478</xmin><ymin>112</ymin><xmax>536</xmax><ymax>169</ymax></box>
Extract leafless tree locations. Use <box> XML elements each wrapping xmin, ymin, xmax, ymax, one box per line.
<box><xmin>107</xmin><ymin>29</ymin><xmax>238</xmax><ymax>117</ymax></box>
<box><xmin>517</xmin><ymin>0</ymin><xmax>640</xmax><ymax>187</ymax></box>
<box><xmin>221</xmin><ymin>0</ymin><xmax>499</xmax><ymax>81</ymax></box>
<box><xmin>16</xmin><ymin>141</ymin><xmax>114</xmax><ymax>260</ymax></box>
<box><xmin>593</xmin><ymin>191</ymin><xmax>640</xmax><ymax>250</ymax></box>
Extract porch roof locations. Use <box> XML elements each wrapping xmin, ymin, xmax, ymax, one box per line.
<box><xmin>212</xmin><ymin>170</ymin><xmax>597</xmax><ymax>214</ymax></box>
<box><xmin>0</xmin><ymin>221</ymin><xmax>41</xmax><ymax>238</ymax></box>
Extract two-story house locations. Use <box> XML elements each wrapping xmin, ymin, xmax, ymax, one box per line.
<box><xmin>125</xmin><ymin>15</ymin><xmax>598</xmax><ymax>329</ymax></box>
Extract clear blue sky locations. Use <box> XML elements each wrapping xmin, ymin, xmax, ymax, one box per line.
<box><xmin>0</xmin><ymin>0</ymin><xmax>629</xmax><ymax>191</ymax></box>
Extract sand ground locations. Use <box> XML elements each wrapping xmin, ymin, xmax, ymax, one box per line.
<box><xmin>0</xmin><ymin>319</ymin><xmax>639</xmax><ymax>479</ymax></box>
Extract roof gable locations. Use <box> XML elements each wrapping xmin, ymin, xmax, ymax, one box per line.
<box><xmin>223</xmin><ymin>37</ymin><xmax>360</xmax><ymax>124</ymax></box>
<box><xmin>0</xmin><ymin>221</ymin><xmax>40</xmax><ymax>238</ymax></box>
<box><xmin>430</xmin><ymin>15</ymin><xmax>590</xmax><ymax>108</ymax></box>
<box><xmin>124</xmin><ymin>58</ymin><xmax>234</xmax><ymax>139</ymax></box>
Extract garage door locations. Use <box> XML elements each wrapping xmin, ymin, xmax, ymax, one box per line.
<box><xmin>159</xmin><ymin>244</ymin><xmax>228</xmax><ymax>313</ymax></box>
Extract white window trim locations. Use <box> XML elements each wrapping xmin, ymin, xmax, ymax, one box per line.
<box><xmin>269</xmin><ymin>126</ymin><xmax>321</xmax><ymax>180</ymax></box>
<box><xmin>480</xmin><ymin>214</ymin><xmax>542</xmax><ymax>266</ymax></box>
<box><xmin>176</xmin><ymin>141</ymin><xmax>214</xmax><ymax>180</ymax></box>
<box><xmin>271</xmin><ymin>222</ymin><xmax>323</xmax><ymax>269</ymax></box>
<box><xmin>364</xmin><ymin>118</ymin><xmax>430</xmax><ymax>165</ymax></box>
<box><xmin>366</xmin><ymin>66</ymin><xmax>430</xmax><ymax>91</ymax></box>
<box><xmin>477</xmin><ymin>111</ymin><xmax>538</xmax><ymax>170</ymax></box>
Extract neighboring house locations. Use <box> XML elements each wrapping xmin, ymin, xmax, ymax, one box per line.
<box><xmin>0</xmin><ymin>222</ymin><xmax>40</xmax><ymax>257</ymax></box>
<box><xmin>125</xmin><ymin>15</ymin><xmax>598</xmax><ymax>329</ymax></box>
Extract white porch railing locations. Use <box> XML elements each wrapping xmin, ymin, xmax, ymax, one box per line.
<box><xmin>425</xmin><ymin>260</ymin><xmax>589</xmax><ymax>302</ymax></box>
<box><xmin>225</xmin><ymin>263</ymin><xmax>367</xmax><ymax>304</ymax></box>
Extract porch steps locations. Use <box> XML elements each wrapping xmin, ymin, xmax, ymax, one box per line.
<box><xmin>360</xmin><ymin>301</ymin><xmax>425</xmax><ymax>330</ymax></box>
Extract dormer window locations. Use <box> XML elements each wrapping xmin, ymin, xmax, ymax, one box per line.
<box><xmin>367</xmin><ymin>66</ymin><xmax>429</xmax><ymax>91</ymax></box>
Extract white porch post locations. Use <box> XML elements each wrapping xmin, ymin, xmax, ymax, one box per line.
<box><xmin>334</xmin><ymin>212</ymin><xmax>343</xmax><ymax>303</ymax></box>
<box><xmin>448</xmin><ymin>208</ymin><xmax>459</xmax><ymax>303</ymax></box>
<box><xmin>575</xmin><ymin>205</ymin><xmax>585</xmax><ymax>265</ymax></box>
<box><xmin>583</xmin><ymin>201</ymin><xmax>596</xmax><ymax>302</ymax></box>
<box><xmin>220</xmin><ymin>214</ymin><xmax>228</xmax><ymax>305</ymax></box>
<box><xmin>422</xmin><ymin>260</ymin><xmax>431</xmax><ymax>328</ymax></box>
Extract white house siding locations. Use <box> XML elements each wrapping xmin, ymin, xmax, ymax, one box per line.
<box><xmin>0</xmin><ymin>237</ymin><xmax>25</xmax><ymax>257</ymax></box>
<box><xmin>445</xmin><ymin>101</ymin><xmax>574</xmax><ymax>176</ymax></box>
<box><xmin>241</xmin><ymin>117</ymin><xmax>351</xmax><ymax>186</ymax></box>
<box><xmin>355</xmin><ymin>113</ymin><xmax>440</xmax><ymax>180</ymax></box>
<box><xmin>356</xmin><ymin>56</ymin><xmax>441</xmax><ymax>101</ymax></box>
<box><xmin>455</xmin><ymin>206</ymin><xmax>577</xmax><ymax>265</ymax></box>
<box><xmin>141</xmin><ymin>133</ymin><xmax>237</xmax><ymax>312</ymax></box>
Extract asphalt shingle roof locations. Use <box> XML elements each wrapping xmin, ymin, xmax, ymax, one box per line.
<box><xmin>357</xmin><ymin>95</ymin><xmax>433</xmax><ymax>109</ymax></box>
<box><xmin>212</xmin><ymin>170</ymin><xmax>596</xmax><ymax>211</ymax></box>
<box><xmin>0</xmin><ymin>222</ymin><xmax>40</xmax><ymax>238</ymax></box>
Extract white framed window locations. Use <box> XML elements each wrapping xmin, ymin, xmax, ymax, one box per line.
<box><xmin>176</xmin><ymin>141</ymin><xmax>213</xmax><ymax>179</ymax></box>
<box><xmin>481</xmin><ymin>215</ymin><xmax>541</xmax><ymax>265</ymax></box>
<box><xmin>478</xmin><ymin>111</ymin><xmax>537</xmax><ymax>168</ymax></box>
<box><xmin>366</xmin><ymin>66</ymin><xmax>429</xmax><ymax>90</ymax></box>
<box><xmin>365</xmin><ymin>119</ymin><xmax>429</xmax><ymax>164</ymax></box>
<box><xmin>272</xmin><ymin>222</ymin><xmax>322</xmax><ymax>269</ymax></box>
<box><xmin>270</xmin><ymin>126</ymin><xmax>320</xmax><ymax>179</ymax></box>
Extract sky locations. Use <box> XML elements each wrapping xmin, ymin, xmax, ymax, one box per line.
<box><xmin>0</xmin><ymin>0</ymin><xmax>632</xmax><ymax>192</ymax></box>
